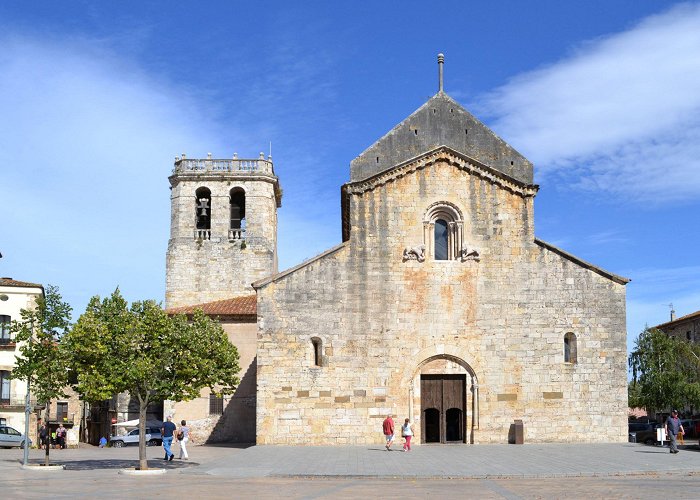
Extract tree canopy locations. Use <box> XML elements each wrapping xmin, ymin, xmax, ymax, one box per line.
<box><xmin>11</xmin><ymin>284</ymin><xmax>72</xmax><ymax>464</ymax></box>
<box><xmin>629</xmin><ymin>327</ymin><xmax>700</xmax><ymax>413</ymax></box>
<box><xmin>63</xmin><ymin>289</ymin><xmax>240</xmax><ymax>469</ymax></box>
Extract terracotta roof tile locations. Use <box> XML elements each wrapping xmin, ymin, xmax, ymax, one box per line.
<box><xmin>166</xmin><ymin>295</ymin><xmax>256</xmax><ymax>317</ymax></box>
<box><xmin>0</xmin><ymin>278</ymin><xmax>43</xmax><ymax>289</ymax></box>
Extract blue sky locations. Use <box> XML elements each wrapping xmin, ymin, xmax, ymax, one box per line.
<box><xmin>1</xmin><ymin>1</ymin><xmax>699</xmax><ymax>357</ymax></box>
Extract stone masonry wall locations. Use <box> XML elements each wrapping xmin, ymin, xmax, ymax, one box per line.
<box><xmin>166</xmin><ymin>174</ymin><xmax>278</xmax><ymax>309</ymax></box>
<box><xmin>170</xmin><ymin>320</ymin><xmax>257</xmax><ymax>443</ymax></box>
<box><xmin>256</xmin><ymin>157</ymin><xmax>628</xmax><ymax>445</ymax></box>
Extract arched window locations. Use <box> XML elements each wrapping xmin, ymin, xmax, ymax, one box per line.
<box><xmin>0</xmin><ymin>315</ymin><xmax>10</xmax><ymax>345</ymax></box>
<box><xmin>0</xmin><ymin>370</ymin><xmax>10</xmax><ymax>404</ymax></box>
<box><xmin>311</xmin><ymin>337</ymin><xmax>323</xmax><ymax>367</ymax></box>
<box><xmin>195</xmin><ymin>187</ymin><xmax>211</xmax><ymax>240</ymax></box>
<box><xmin>229</xmin><ymin>188</ymin><xmax>246</xmax><ymax>241</ymax></box>
<box><xmin>564</xmin><ymin>332</ymin><xmax>577</xmax><ymax>364</ymax></box>
<box><xmin>423</xmin><ymin>202</ymin><xmax>465</xmax><ymax>261</ymax></box>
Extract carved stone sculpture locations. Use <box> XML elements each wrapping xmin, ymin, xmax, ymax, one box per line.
<box><xmin>403</xmin><ymin>244</ymin><xmax>426</xmax><ymax>263</ymax></box>
<box><xmin>460</xmin><ymin>246</ymin><xmax>480</xmax><ymax>262</ymax></box>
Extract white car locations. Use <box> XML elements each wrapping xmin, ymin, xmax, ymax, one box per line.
<box><xmin>109</xmin><ymin>427</ymin><xmax>163</xmax><ymax>447</ymax></box>
<box><xmin>0</xmin><ymin>425</ymin><xmax>32</xmax><ymax>448</ymax></box>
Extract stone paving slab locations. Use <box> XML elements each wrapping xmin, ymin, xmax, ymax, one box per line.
<box><xmin>190</xmin><ymin>442</ymin><xmax>700</xmax><ymax>479</ymax></box>
<box><xmin>2</xmin><ymin>442</ymin><xmax>699</xmax><ymax>480</ymax></box>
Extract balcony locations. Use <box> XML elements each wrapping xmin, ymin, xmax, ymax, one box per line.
<box><xmin>228</xmin><ymin>228</ymin><xmax>246</xmax><ymax>241</ymax></box>
<box><xmin>46</xmin><ymin>413</ymin><xmax>77</xmax><ymax>425</ymax></box>
<box><xmin>0</xmin><ymin>393</ymin><xmax>38</xmax><ymax>410</ymax></box>
<box><xmin>174</xmin><ymin>155</ymin><xmax>274</xmax><ymax>176</ymax></box>
<box><xmin>194</xmin><ymin>229</ymin><xmax>211</xmax><ymax>241</ymax></box>
<box><xmin>0</xmin><ymin>337</ymin><xmax>17</xmax><ymax>350</ymax></box>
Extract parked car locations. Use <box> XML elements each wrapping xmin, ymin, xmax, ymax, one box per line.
<box><xmin>679</xmin><ymin>419</ymin><xmax>700</xmax><ymax>439</ymax></box>
<box><xmin>109</xmin><ymin>427</ymin><xmax>162</xmax><ymax>448</ymax></box>
<box><xmin>0</xmin><ymin>425</ymin><xmax>32</xmax><ymax>448</ymax></box>
<box><xmin>628</xmin><ymin>422</ymin><xmax>660</xmax><ymax>445</ymax></box>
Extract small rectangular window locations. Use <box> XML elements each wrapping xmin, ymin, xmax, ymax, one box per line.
<box><xmin>209</xmin><ymin>393</ymin><xmax>224</xmax><ymax>415</ymax></box>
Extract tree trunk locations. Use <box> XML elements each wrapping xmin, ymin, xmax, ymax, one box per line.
<box><xmin>138</xmin><ymin>396</ymin><xmax>148</xmax><ymax>470</ymax></box>
<box><xmin>44</xmin><ymin>428</ymin><xmax>50</xmax><ymax>466</ymax></box>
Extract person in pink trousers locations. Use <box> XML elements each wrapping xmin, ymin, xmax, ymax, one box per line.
<box><xmin>402</xmin><ymin>418</ymin><xmax>414</xmax><ymax>451</ymax></box>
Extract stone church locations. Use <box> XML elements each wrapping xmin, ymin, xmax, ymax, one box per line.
<box><xmin>165</xmin><ymin>56</ymin><xmax>629</xmax><ymax>445</ymax></box>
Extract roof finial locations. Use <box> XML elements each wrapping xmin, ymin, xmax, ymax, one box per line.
<box><xmin>437</xmin><ymin>53</ymin><xmax>444</xmax><ymax>93</ymax></box>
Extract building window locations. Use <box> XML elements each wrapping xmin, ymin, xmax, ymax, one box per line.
<box><xmin>0</xmin><ymin>371</ymin><xmax>10</xmax><ymax>404</ymax></box>
<box><xmin>229</xmin><ymin>188</ymin><xmax>246</xmax><ymax>241</ymax></box>
<box><xmin>311</xmin><ymin>337</ymin><xmax>323</xmax><ymax>367</ymax></box>
<box><xmin>57</xmin><ymin>402</ymin><xmax>68</xmax><ymax>422</ymax></box>
<box><xmin>195</xmin><ymin>187</ymin><xmax>212</xmax><ymax>239</ymax></box>
<box><xmin>423</xmin><ymin>202</ymin><xmax>465</xmax><ymax>261</ymax></box>
<box><xmin>209</xmin><ymin>393</ymin><xmax>224</xmax><ymax>415</ymax></box>
<box><xmin>0</xmin><ymin>315</ymin><xmax>10</xmax><ymax>345</ymax></box>
<box><xmin>564</xmin><ymin>332</ymin><xmax>577</xmax><ymax>364</ymax></box>
<box><xmin>434</xmin><ymin>220</ymin><xmax>449</xmax><ymax>260</ymax></box>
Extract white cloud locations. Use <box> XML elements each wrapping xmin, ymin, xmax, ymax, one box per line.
<box><xmin>479</xmin><ymin>3</ymin><xmax>700</xmax><ymax>203</ymax></box>
<box><xmin>0</xmin><ymin>34</ymin><xmax>254</xmax><ymax>311</ymax></box>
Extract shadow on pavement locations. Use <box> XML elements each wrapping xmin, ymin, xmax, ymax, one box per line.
<box><xmin>26</xmin><ymin>459</ymin><xmax>199</xmax><ymax>471</ymax></box>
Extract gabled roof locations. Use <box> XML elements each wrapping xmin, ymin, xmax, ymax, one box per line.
<box><xmin>165</xmin><ymin>295</ymin><xmax>256</xmax><ymax>318</ymax></box>
<box><xmin>342</xmin><ymin>146</ymin><xmax>538</xmax><ymax>242</ymax></box>
<box><xmin>350</xmin><ymin>91</ymin><xmax>533</xmax><ymax>184</ymax></box>
<box><xmin>534</xmin><ymin>239</ymin><xmax>630</xmax><ymax>285</ymax></box>
<box><xmin>655</xmin><ymin>309</ymin><xmax>700</xmax><ymax>330</ymax></box>
<box><xmin>0</xmin><ymin>277</ymin><xmax>43</xmax><ymax>289</ymax></box>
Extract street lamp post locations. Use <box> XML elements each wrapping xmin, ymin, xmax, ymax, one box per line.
<box><xmin>23</xmin><ymin>379</ymin><xmax>30</xmax><ymax>466</ymax></box>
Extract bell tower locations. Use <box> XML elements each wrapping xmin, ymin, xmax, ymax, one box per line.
<box><xmin>165</xmin><ymin>152</ymin><xmax>282</xmax><ymax>309</ymax></box>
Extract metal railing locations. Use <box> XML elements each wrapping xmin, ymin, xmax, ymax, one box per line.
<box><xmin>174</xmin><ymin>157</ymin><xmax>274</xmax><ymax>175</ymax></box>
<box><xmin>0</xmin><ymin>393</ymin><xmax>38</xmax><ymax>407</ymax></box>
<box><xmin>47</xmin><ymin>413</ymin><xmax>76</xmax><ymax>424</ymax></box>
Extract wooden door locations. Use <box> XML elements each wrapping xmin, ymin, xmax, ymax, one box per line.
<box><xmin>421</xmin><ymin>374</ymin><xmax>466</xmax><ymax>443</ymax></box>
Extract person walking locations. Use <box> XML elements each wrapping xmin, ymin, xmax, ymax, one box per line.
<box><xmin>401</xmin><ymin>418</ymin><xmax>414</xmax><ymax>451</ymax></box>
<box><xmin>665</xmin><ymin>409</ymin><xmax>685</xmax><ymax>454</ymax></box>
<box><xmin>161</xmin><ymin>415</ymin><xmax>177</xmax><ymax>461</ymax></box>
<box><xmin>38</xmin><ymin>423</ymin><xmax>48</xmax><ymax>450</ymax></box>
<box><xmin>57</xmin><ymin>424</ymin><xmax>67</xmax><ymax>449</ymax></box>
<box><xmin>177</xmin><ymin>420</ymin><xmax>190</xmax><ymax>460</ymax></box>
<box><xmin>382</xmin><ymin>414</ymin><xmax>395</xmax><ymax>451</ymax></box>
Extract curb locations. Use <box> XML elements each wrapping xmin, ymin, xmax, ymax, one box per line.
<box><xmin>20</xmin><ymin>464</ymin><xmax>66</xmax><ymax>471</ymax></box>
<box><xmin>118</xmin><ymin>468</ymin><xmax>167</xmax><ymax>476</ymax></box>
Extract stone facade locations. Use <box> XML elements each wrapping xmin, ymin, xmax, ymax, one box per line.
<box><xmin>655</xmin><ymin>309</ymin><xmax>700</xmax><ymax>342</ymax></box>
<box><xmin>165</xmin><ymin>155</ymin><xmax>281</xmax><ymax>309</ymax></box>
<box><xmin>166</xmin><ymin>319</ymin><xmax>257</xmax><ymax>444</ymax></box>
<box><xmin>253</xmin><ymin>90</ymin><xmax>629</xmax><ymax>445</ymax></box>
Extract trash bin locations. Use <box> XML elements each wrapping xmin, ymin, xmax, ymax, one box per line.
<box><xmin>514</xmin><ymin>419</ymin><xmax>524</xmax><ymax>444</ymax></box>
<box><xmin>629</xmin><ymin>432</ymin><xmax>636</xmax><ymax>443</ymax></box>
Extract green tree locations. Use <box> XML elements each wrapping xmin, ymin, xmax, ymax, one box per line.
<box><xmin>628</xmin><ymin>327</ymin><xmax>700</xmax><ymax>413</ymax></box>
<box><xmin>64</xmin><ymin>289</ymin><xmax>240</xmax><ymax>470</ymax></box>
<box><xmin>11</xmin><ymin>284</ymin><xmax>73</xmax><ymax>465</ymax></box>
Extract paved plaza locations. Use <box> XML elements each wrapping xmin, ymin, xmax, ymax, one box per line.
<box><xmin>1</xmin><ymin>442</ymin><xmax>700</xmax><ymax>498</ymax></box>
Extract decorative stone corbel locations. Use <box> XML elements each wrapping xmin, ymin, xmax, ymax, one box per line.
<box><xmin>460</xmin><ymin>246</ymin><xmax>480</xmax><ymax>262</ymax></box>
<box><xmin>403</xmin><ymin>244</ymin><xmax>426</xmax><ymax>263</ymax></box>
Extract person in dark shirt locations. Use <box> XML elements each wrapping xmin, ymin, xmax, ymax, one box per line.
<box><xmin>665</xmin><ymin>409</ymin><xmax>685</xmax><ymax>454</ymax></box>
<box><xmin>161</xmin><ymin>416</ymin><xmax>177</xmax><ymax>461</ymax></box>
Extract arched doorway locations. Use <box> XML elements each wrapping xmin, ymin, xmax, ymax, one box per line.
<box><xmin>411</xmin><ymin>353</ymin><xmax>478</xmax><ymax>445</ymax></box>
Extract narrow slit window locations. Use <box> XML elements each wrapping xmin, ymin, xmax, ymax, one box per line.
<box><xmin>564</xmin><ymin>332</ymin><xmax>577</xmax><ymax>364</ymax></box>
<box><xmin>311</xmin><ymin>337</ymin><xmax>322</xmax><ymax>367</ymax></box>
